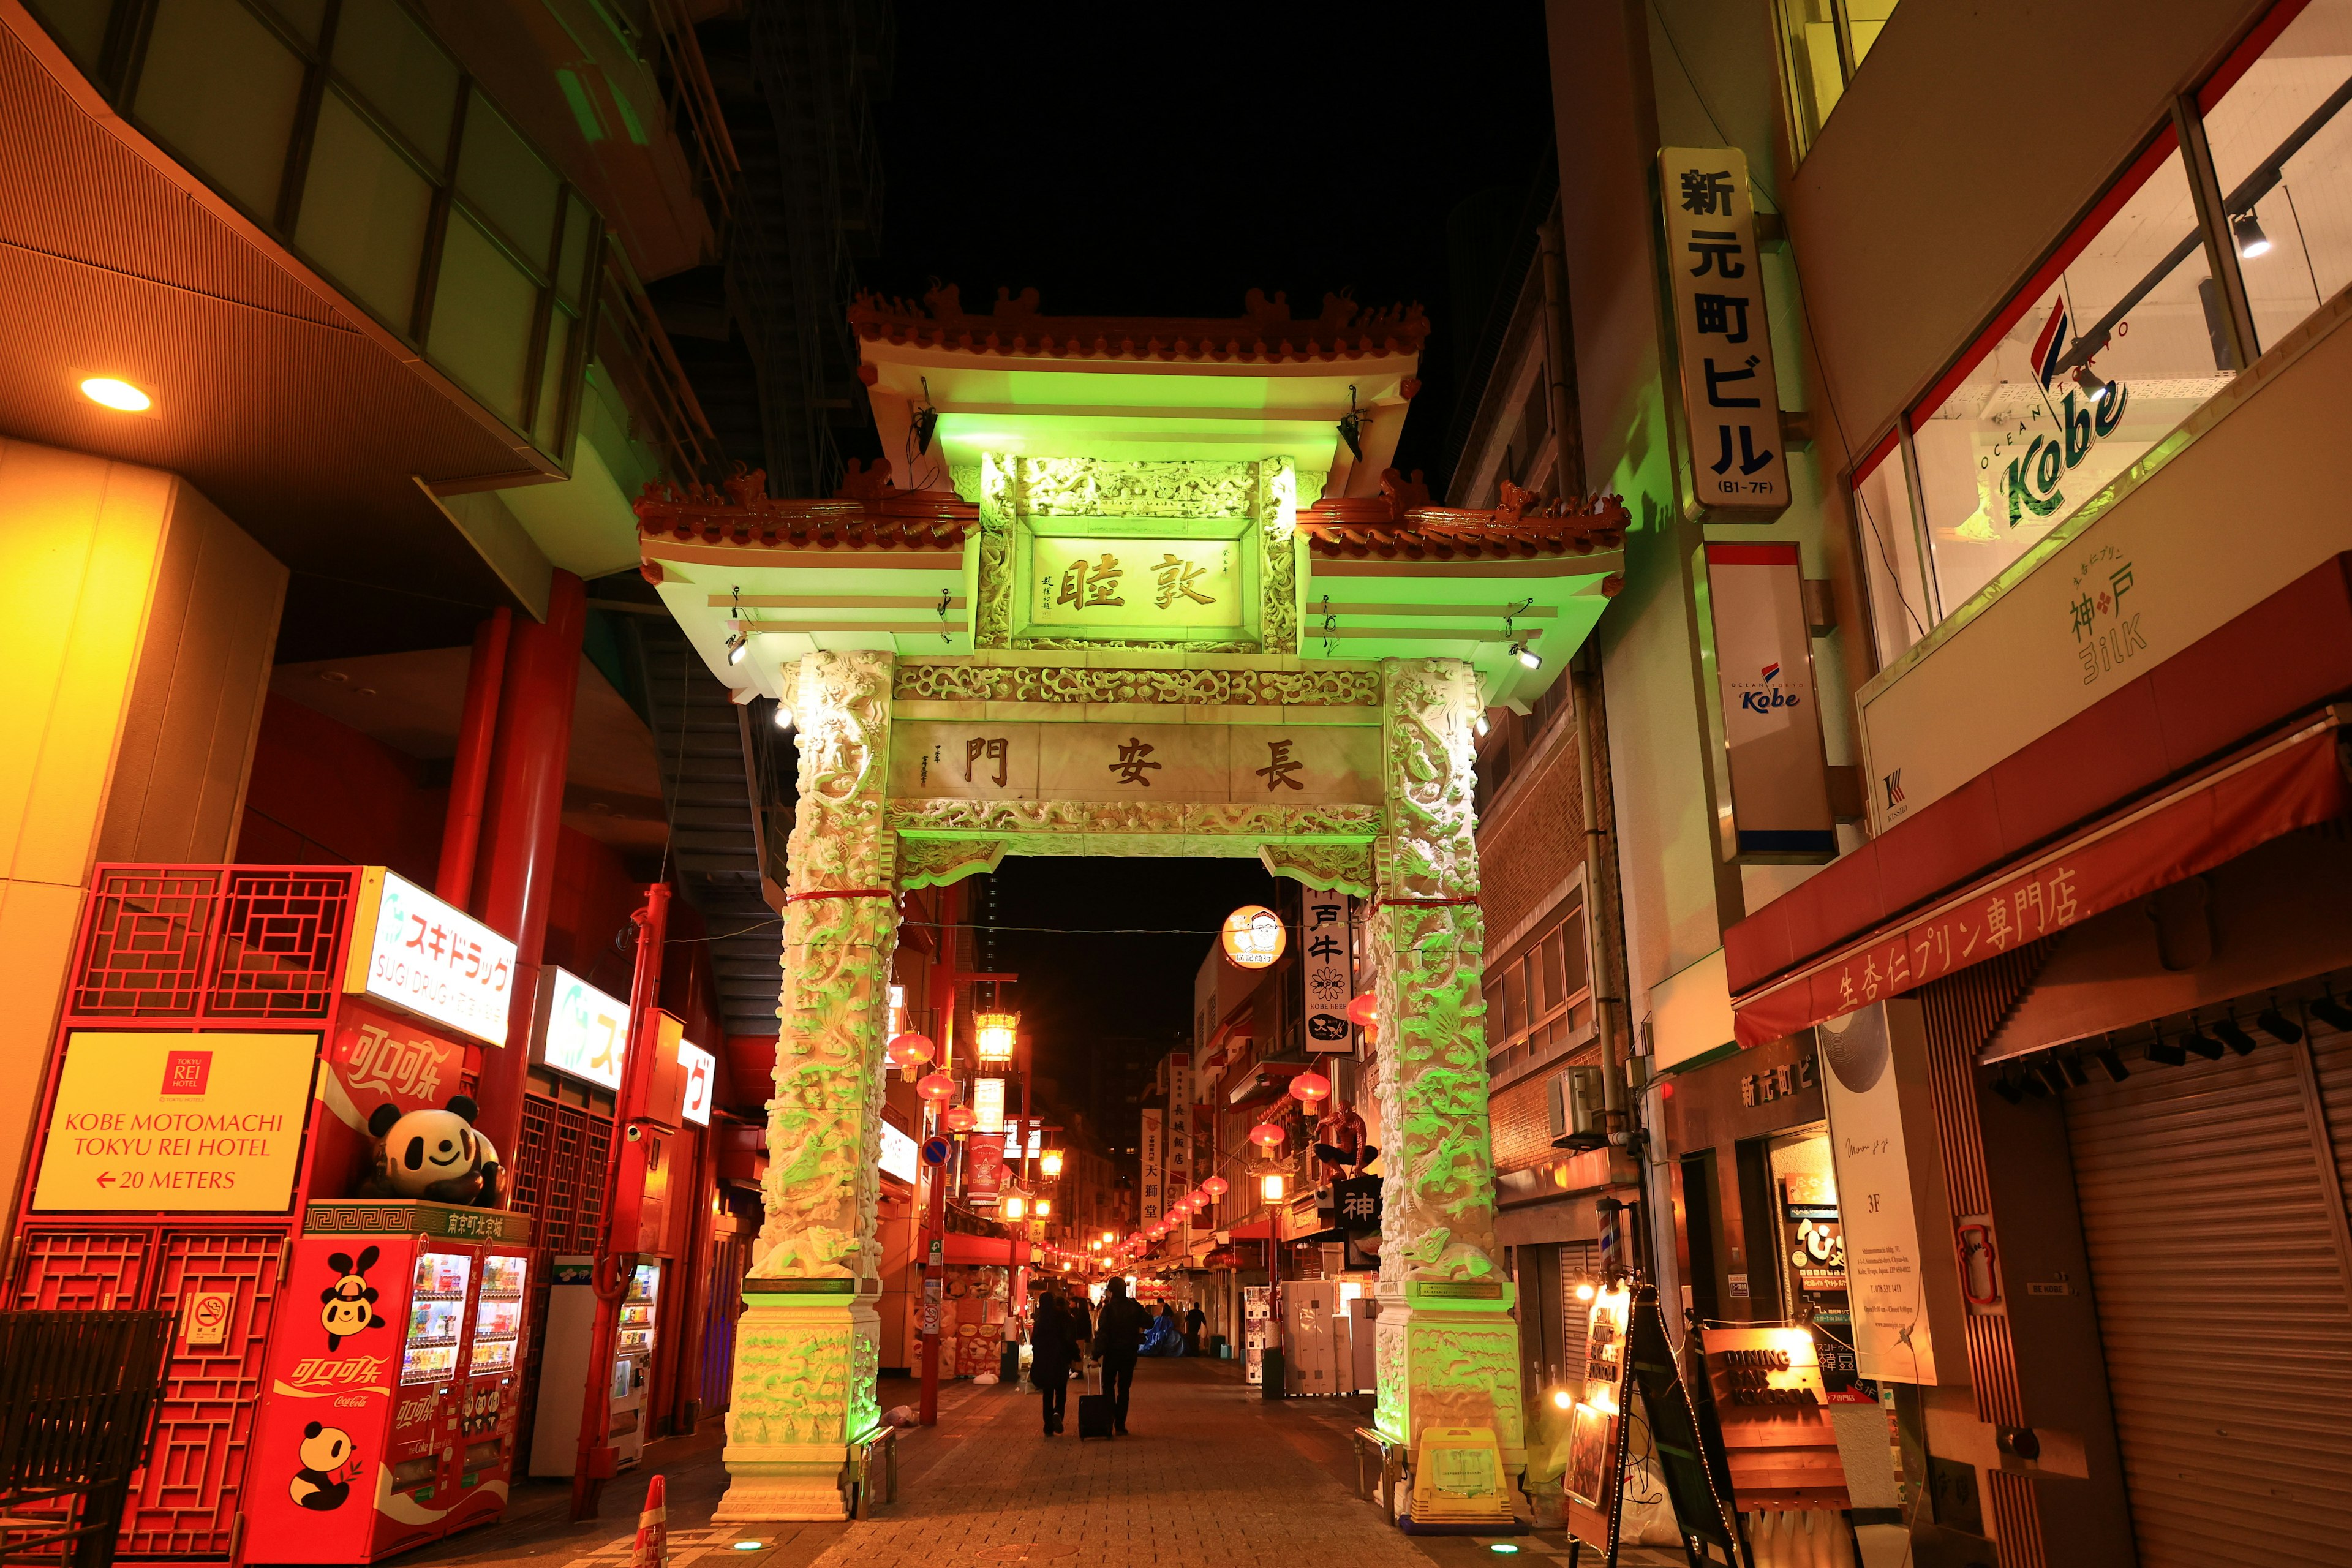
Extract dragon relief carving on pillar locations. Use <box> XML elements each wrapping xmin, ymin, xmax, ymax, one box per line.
<box><xmin>975</xmin><ymin>454</ymin><xmax>1017</xmax><ymax>648</ymax></box>
<box><xmin>753</xmin><ymin>649</ymin><xmax>898</xmax><ymax>1283</ymax></box>
<box><xmin>1370</xmin><ymin>658</ymin><xmax>1503</xmax><ymax>1286</ymax></box>
<box><xmin>1257</xmin><ymin>841</ymin><xmax>1374</xmax><ymax>896</ymax></box>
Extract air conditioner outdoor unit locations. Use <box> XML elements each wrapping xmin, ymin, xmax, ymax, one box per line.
<box><xmin>1547</xmin><ymin>1066</ymin><xmax>1608</xmax><ymax>1150</ymax></box>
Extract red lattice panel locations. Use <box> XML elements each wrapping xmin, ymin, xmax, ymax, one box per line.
<box><xmin>510</xmin><ymin>1096</ymin><xmax>556</xmax><ymax>1229</ymax></box>
<box><xmin>71</xmin><ymin>871</ymin><xmax>222</xmax><ymax>1018</ymax></box>
<box><xmin>10</xmin><ymin>1230</ymin><xmax>150</xmax><ymax>1310</ymax></box>
<box><xmin>205</xmin><ymin>870</ymin><xmax>353</xmax><ymax>1019</ymax></box>
<box><xmin>123</xmin><ymin>1232</ymin><xmax>282</xmax><ymax>1557</ymax></box>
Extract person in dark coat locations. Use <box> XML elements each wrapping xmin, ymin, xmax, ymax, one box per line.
<box><xmin>1183</xmin><ymin>1303</ymin><xmax>1205</xmax><ymax>1356</ymax></box>
<box><xmin>1090</xmin><ymin>1278</ymin><xmax>1152</xmax><ymax>1435</ymax></box>
<box><xmin>1029</xmin><ymin>1292</ymin><xmax>1079</xmax><ymax>1434</ymax></box>
<box><xmin>1067</xmin><ymin>1289</ymin><xmax>1094</xmax><ymax>1376</ymax></box>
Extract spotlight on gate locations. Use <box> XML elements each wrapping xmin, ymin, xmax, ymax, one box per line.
<box><xmin>2257</xmin><ymin>999</ymin><xmax>2304</xmax><ymax>1044</ymax></box>
<box><xmin>2057</xmin><ymin>1052</ymin><xmax>2090</xmax><ymax>1088</ymax></box>
<box><xmin>2093</xmin><ymin>1038</ymin><xmax>2130</xmax><ymax>1082</ymax></box>
<box><xmin>725</xmin><ymin>630</ymin><xmax>749</xmax><ymax>666</ymax></box>
<box><xmin>2310</xmin><ymin>987</ymin><xmax>2352</xmax><ymax>1031</ymax></box>
<box><xmin>1512</xmin><ymin>643</ymin><xmax>1542</xmax><ymax>671</ymax></box>
<box><xmin>2212</xmin><ymin>1014</ymin><xmax>2258</xmax><ymax>1056</ymax></box>
<box><xmin>772</xmin><ymin>700</ymin><xmax>794</xmax><ymax>731</ymax></box>
<box><xmin>2182</xmin><ymin>1021</ymin><xmax>2225</xmax><ymax>1061</ymax></box>
<box><xmin>2146</xmin><ymin>1030</ymin><xmax>2188</xmax><ymax>1067</ymax></box>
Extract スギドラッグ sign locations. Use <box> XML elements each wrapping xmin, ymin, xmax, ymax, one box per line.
<box><xmin>34</xmin><ymin>1031</ymin><xmax>319</xmax><ymax>1212</ymax></box>
<box><xmin>345</xmin><ymin>868</ymin><xmax>518</xmax><ymax>1047</ymax></box>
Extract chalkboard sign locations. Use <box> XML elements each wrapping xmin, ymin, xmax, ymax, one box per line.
<box><xmin>1625</xmin><ymin>1284</ymin><xmax>1741</xmax><ymax>1554</ymax></box>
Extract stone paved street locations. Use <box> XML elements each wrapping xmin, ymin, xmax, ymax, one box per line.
<box><xmin>410</xmin><ymin>1360</ymin><xmax>1691</xmax><ymax>1568</ymax></box>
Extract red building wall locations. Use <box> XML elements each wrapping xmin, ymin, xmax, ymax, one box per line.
<box><xmin>236</xmin><ymin>693</ymin><xmax>444</xmax><ymax>880</ymax></box>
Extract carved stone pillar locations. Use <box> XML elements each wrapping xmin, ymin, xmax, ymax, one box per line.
<box><xmin>718</xmin><ymin>649</ymin><xmax>896</xmax><ymax>1522</ymax></box>
<box><xmin>1366</xmin><ymin>657</ymin><xmax>1525</xmax><ymax>1467</ymax></box>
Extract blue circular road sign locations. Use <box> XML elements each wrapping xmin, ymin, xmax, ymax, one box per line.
<box><xmin>921</xmin><ymin>1136</ymin><xmax>951</xmax><ymax>1167</ymax></box>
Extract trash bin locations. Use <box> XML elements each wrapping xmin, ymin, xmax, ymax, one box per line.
<box><xmin>0</xmin><ymin>1308</ymin><xmax>172</xmax><ymax>1568</ymax></box>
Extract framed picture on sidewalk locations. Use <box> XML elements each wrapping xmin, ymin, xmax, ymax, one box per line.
<box><xmin>1564</xmin><ymin>1401</ymin><xmax>1610</xmax><ymax>1507</ymax></box>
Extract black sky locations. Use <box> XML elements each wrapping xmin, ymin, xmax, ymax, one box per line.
<box><xmin>867</xmin><ymin>0</ymin><xmax>1557</xmax><ymax>486</ymax></box>
<box><xmin>869</xmin><ymin>3</ymin><xmax>1553</xmax><ymax>1101</ymax></box>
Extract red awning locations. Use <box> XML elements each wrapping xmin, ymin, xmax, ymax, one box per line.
<box><xmin>1223</xmin><ymin>1219</ymin><xmax>1273</xmax><ymax>1240</ymax></box>
<box><xmin>1732</xmin><ymin>712</ymin><xmax>2349</xmax><ymax>1044</ymax></box>
<box><xmin>941</xmin><ymin>1234</ymin><xmax>1031</xmax><ymax>1265</ymax></box>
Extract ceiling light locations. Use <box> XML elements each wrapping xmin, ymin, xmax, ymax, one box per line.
<box><xmin>2146</xmin><ymin>1031</ymin><xmax>2188</xmax><ymax>1067</ymax></box>
<box><xmin>2057</xmin><ymin>1052</ymin><xmax>2090</xmax><ymax>1088</ymax></box>
<box><xmin>79</xmin><ymin>376</ymin><xmax>151</xmax><ymax>412</ymax></box>
<box><xmin>2311</xmin><ymin>989</ymin><xmax>2352</xmax><ymax>1031</ymax></box>
<box><xmin>2257</xmin><ymin>1001</ymin><xmax>2304</xmax><ymax>1044</ymax></box>
<box><xmin>2232</xmin><ymin>209</ymin><xmax>2272</xmax><ymax>258</ymax></box>
<box><xmin>2182</xmin><ymin>1025</ymin><xmax>2225</xmax><ymax>1061</ymax></box>
<box><xmin>1474</xmin><ymin>712</ymin><xmax>1490</xmax><ymax>737</ymax></box>
<box><xmin>2070</xmin><ymin>363</ymin><xmax>2111</xmax><ymax>404</ymax></box>
<box><xmin>725</xmin><ymin>631</ymin><xmax>749</xmax><ymax>666</ymax></box>
<box><xmin>1513</xmin><ymin>644</ymin><xmax>1542</xmax><ymax>671</ymax></box>
<box><xmin>1336</xmin><ymin>385</ymin><xmax>1366</xmax><ymax>461</ymax></box>
<box><xmin>913</xmin><ymin>375</ymin><xmax>940</xmax><ymax>455</ymax></box>
<box><xmin>1991</xmin><ymin>1068</ymin><xmax>2024</xmax><ymax>1105</ymax></box>
<box><xmin>2092</xmin><ymin>1044</ymin><xmax>2129</xmax><ymax>1082</ymax></box>
<box><xmin>2211</xmin><ymin>1015</ymin><xmax>2258</xmax><ymax>1056</ymax></box>
<box><xmin>772</xmin><ymin>701</ymin><xmax>794</xmax><ymax>731</ymax></box>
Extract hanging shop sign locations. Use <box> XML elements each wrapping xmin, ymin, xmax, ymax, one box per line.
<box><xmin>1660</xmin><ymin>146</ymin><xmax>1789</xmax><ymax>519</ymax></box>
<box><xmin>1139</xmin><ymin>1106</ymin><xmax>1165</xmax><ymax>1223</ymax></box>
<box><xmin>972</xmin><ymin>1075</ymin><xmax>1007</xmax><ymax>1133</ymax></box>
<box><xmin>1699</xmin><ymin>543</ymin><xmax>1835</xmax><ymax>863</ymax></box>
<box><xmin>880</xmin><ymin>1121</ymin><xmax>920</xmax><ymax>1185</ymax></box>
<box><xmin>676</xmin><ymin>1038</ymin><xmax>715</xmax><ymax>1126</ymax></box>
<box><xmin>1164</xmin><ymin>1053</ymin><xmax>1192</xmax><ymax>1215</ymax></box>
<box><xmin>1222</xmin><ymin>905</ymin><xmax>1286</xmax><ymax>969</ymax></box>
<box><xmin>345</xmin><ymin>867</ymin><xmax>518</xmax><ymax>1047</ymax></box>
<box><xmin>1299</xmin><ymin>888</ymin><xmax>1355</xmax><ymax>1051</ymax></box>
<box><xmin>34</xmin><ymin>1031</ymin><xmax>319</xmax><ymax>1212</ymax></box>
<box><xmin>1820</xmin><ymin>1002</ymin><xmax>1950</xmax><ymax>1385</ymax></box>
<box><xmin>533</xmin><ymin>967</ymin><xmax>630</xmax><ymax>1091</ymax></box>
<box><xmin>889</xmin><ymin>722</ymin><xmax>1379</xmax><ymax>805</ymax></box>
<box><xmin>966</xmin><ymin>1139</ymin><xmax>1005</xmax><ymax>1199</ymax></box>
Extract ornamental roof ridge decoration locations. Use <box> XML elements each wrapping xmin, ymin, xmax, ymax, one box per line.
<box><xmin>848</xmin><ymin>284</ymin><xmax>1430</xmax><ymax>365</ymax></box>
<box><xmin>1300</xmin><ymin>469</ymin><xmax>1632</xmax><ymax>568</ymax></box>
<box><xmin>634</xmin><ymin>459</ymin><xmax>974</xmax><ymax>552</ymax></box>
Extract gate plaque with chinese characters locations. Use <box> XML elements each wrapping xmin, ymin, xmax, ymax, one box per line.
<box><xmin>1659</xmin><ymin>146</ymin><xmax>1789</xmax><ymax>519</ymax></box>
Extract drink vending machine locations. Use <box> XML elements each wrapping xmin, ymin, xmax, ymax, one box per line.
<box><xmin>529</xmin><ymin>1257</ymin><xmax>663</xmax><ymax>1475</ymax></box>
<box><xmin>245</xmin><ymin>1200</ymin><xmax>533</xmax><ymax>1564</ymax></box>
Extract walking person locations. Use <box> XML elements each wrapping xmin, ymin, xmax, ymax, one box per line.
<box><xmin>1183</xmin><ymin>1302</ymin><xmax>1205</xmax><ymax>1357</ymax></box>
<box><xmin>1090</xmin><ymin>1278</ymin><xmax>1151</xmax><ymax>1435</ymax></box>
<box><xmin>1029</xmin><ymin>1291</ymin><xmax>1079</xmax><ymax>1436</ymax></box>
<box><xmin>1068</xmin><ymin>1288</ymin><xmax>1093</xmax><ymax>1381</ymax></box>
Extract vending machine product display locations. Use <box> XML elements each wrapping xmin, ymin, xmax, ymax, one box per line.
<box><xmin>529</xmin><ymin>1257</ymin><xmax>666</xmax><ymax>1477</ymax></box>
<box><xmin>245</xmin><ymin>1200</ymin><xmax>533</xmax><ymax>1564</ymax></box>
<box><xmin>614</xmin><ymin>1262</ymin><xmax>662</xmax><ymax>1469</ymax></box>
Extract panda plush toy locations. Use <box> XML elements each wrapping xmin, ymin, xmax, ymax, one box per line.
<box><xmin>358</xmin><ymin>1094</ymin><xmax>504</xmax><ymax>1208</ymax></box>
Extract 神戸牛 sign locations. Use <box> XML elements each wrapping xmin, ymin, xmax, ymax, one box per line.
<box><xmin>34</xmin><ymin>1032</ymin><xmax>319</xmax><ymax>1212</ymax></box>
<box><xmin>1659</xmin><ymin>146</ymin><xmax>1789</xmax><ymax>518</ymax></box>
<box><xmin>1700</xmin><ymin>542</ymin><xmax>1834</xmax><ymax>863</ymax></box>
<box><xmin>535</xmin><ymin>967</ymin><xmax>630</xmax><ymax>1091</ymax></box>
<box><xmin>1298</xmin><ymin>888</ymin><xmax>1354</xmax><ymax>1052</ymax></box>
<box><xmin>346</xmin><ymin>867</ymin><xmax>518</xmax><ymax>1047</ymax></box>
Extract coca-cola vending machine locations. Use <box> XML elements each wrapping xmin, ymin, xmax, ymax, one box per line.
<box><xmin>243</xmin><ymin>1199</ymin><xmax>532</xmax><ymax>1563</ymax></box>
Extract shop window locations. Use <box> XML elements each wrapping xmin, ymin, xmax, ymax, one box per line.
<box><xmin>132</xmin><ymin>0</ymin><xmax>306</xmax><ymax>220</ymax></box>
<box><xmin>1483</xmin><ymin>881</ymin><xmax>1594</xmax><ymax>1075</ymax></box>
<box><xmin>1776</xmin><ymin>0</ymin><xmax>1904</xmax><ymax>159</ymax></box>
<box><xmin>2200</xmin><ymin>0</ymin><xmax>2352</xmax><ymax>355</ymax></box>
<box><xmin>1909</xmin><ymin>130</ymin><xmax>2227</xmax><ymax>614</ymax></box>
<box><xmin>1849</xmin><ymin>434</ymin><xmax>1933</xmax><ymax>665</ymax></box>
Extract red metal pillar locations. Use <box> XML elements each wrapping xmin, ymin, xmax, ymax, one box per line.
<box><xmin>435</xmin><ymin>606</ymin><xmax>511</xmax><ymax>907</ymax></box>
<box><xmin>572</xmin><ymin>880</ymin><xmax>670</xmax><ymax>1520</ymax></box>
<box><xmin>469</xmin><ymin>570</ymin><xmax>586</xmax><ymax>1159</ymax></box>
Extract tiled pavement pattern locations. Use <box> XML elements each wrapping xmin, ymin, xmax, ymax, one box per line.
<box><xmin>413</xmin><ymin>1363</ymin><xmax>1692</xmax><ymax>1568</ymax></box>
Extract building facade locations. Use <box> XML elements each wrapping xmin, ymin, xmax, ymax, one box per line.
<box><xmin>1536</xmin><ymin>1</ymin><xmax>2352</xmax><ymax>1561</ymax></box>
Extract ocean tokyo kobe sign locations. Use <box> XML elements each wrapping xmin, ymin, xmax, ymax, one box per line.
<box><xmin>1996</xmin><ymin>303</ymin><xmax>2128</xmax><ymax>528</ymax></box>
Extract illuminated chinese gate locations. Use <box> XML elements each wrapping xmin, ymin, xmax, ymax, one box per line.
<box><xmin>634</xmin><ymin>286</ymin><xmax>1627</xmax><ymax>1520</ymax></box>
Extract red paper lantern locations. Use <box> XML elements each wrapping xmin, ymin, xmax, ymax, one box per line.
<box><xmin>916</xmin><ymin>1072</ymin><xmax>957</xmax><ymax>1104</ymax></box>
<box><xmin>944</xmin><ymin>1104</ymin><xmax>978</xmax><ymax>1133</ymax></box>
<box><xmin>1247</xmin><ymin>1121</ymin><xmax>1286</xmax><ymax>1148</ymax></box>
<box><xmin>1202</xmin><ymin>1175</ymin><xmax>1229</xmax><ymax>1198</ymax></box>
<box><xmin>1288</xmin><ymin>1071</ymin><xmax>1332</xmax><ymax>1104</ymax></box>
<box><xmin>887</xmin><ymin>1031</ymin><xmax>935</xmax><ymax>1068</ymax></box>
<box><xmin>1347</xmin><ymin>993</ymin><xmax>1378</xmax><ymax>1027</ymax></box>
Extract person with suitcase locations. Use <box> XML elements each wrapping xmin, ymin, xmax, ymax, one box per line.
<box><xmin>1029</xmin><ymin>1291</ymin><xmax>1079</xmax><ymax>1436</ymax></box>
<box><xmin>1088</xmin><ymin>1278</ymin><xmax>1152</xmax><ymax>1436</ymax></box>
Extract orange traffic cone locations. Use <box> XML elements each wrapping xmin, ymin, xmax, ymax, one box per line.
<box><xmin>628</xmin><ymin>1474</ymin><xmax>668</xmax><ymax>1568</ymax></box>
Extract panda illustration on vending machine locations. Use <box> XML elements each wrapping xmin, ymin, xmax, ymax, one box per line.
<box><xmin>246</xmin><ymin>1097</ymin><xmax>534</xmax><ymax>1564</ymax></box>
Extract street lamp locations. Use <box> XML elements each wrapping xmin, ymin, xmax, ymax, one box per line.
<box><xmin>1040</xmin><ymin>1148</ymin><xmax>1064</xmax><ymax>1178</ymax></box>
<box><xmin>974</xmin><ymin>1011</ymin><xmax>1019</xmax><ymax>1064</ymax></box>
<box><xmin>1003</xmin><ymin>1194</ymin><xmax>1027</xmax><ymax>1220</ymax></box>
<box><xmin>1261</xmin><ymin>1172</ymin><xmax>1286</xmax><ymax>1204</ymax></box>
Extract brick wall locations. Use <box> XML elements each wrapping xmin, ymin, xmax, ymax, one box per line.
<box><xmin>1477</xmin><ymin>721</ymin><xmax>1586</xmax><ymax>952</ymax></box>
<box><xmin>1492</xmin><ymin>1073</ymin><xmax>1554</xmax><ymax>1174</ymax></box>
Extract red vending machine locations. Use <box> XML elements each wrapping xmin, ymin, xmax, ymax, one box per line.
<box><xmin>243</xmin><ymin>1199</ymin><xmax>533</xmax><ymax>1564</ymax></box>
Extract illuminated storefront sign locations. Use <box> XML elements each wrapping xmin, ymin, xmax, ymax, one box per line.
<box><xmin>677</xmin><ymin>1039</ymin><xmax>715</xmax><ymax>1126</ymax></box>
<box><xmin>535</xmin><ymin>967</ymin><xmax>630</xmax><ymax>1091</ymax></box>
<box><xmin>972</xmin><ymin>1076</ymin><xmax>1006</xmax><ymax>1133</ymax></box>
<box><xmin>880</xmin><ymin>1120</ymin><xmax>919</xmax><ymax>1184</ymax></box>
<box><xmin>345</xmin><ymin>869</ymin><xmax>518</xmax><ymax>1046</ymax></box>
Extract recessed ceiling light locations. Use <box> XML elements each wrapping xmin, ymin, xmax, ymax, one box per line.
<box><xmin>80</xmin><ymin>376</ymin><xmax>152</xmax><ymax>412</ymax></box>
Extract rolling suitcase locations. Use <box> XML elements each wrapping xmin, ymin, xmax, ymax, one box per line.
<box><xmin>1076</xmin><ymin>1362</ymin><xmax>1115</xmax><ymax>1439</ymax></box>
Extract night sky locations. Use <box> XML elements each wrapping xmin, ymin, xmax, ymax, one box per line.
<box><xmin>869</xmin><ymin>2</ymin><xmax>1553</xmax><ymax>1105</ymax></box>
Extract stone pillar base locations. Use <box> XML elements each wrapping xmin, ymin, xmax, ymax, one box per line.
<box><xmin>717</xmin><ymin>1289</ymin><xmax>880</xmax><ymax>1522</ymax></box>
<box><xmin>1373</xmin><ymin>1279</ymin><xmax>1528</xmax><ymax>1472</ymax></box>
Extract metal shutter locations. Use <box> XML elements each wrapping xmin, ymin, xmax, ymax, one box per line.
<box><xmin>2064</xmin><ymin>1033</ymin><xmax>2352</xmax><ymax>1567</ymax></box>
